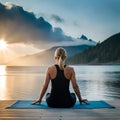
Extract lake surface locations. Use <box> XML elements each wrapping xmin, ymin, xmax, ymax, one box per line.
<box><xmin>0</xmin><ymin>65</ymin><xmax>120</xmax><ymax>101</ymax></box>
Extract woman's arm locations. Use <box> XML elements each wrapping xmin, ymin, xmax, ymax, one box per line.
<box><xmin>70</xmin><ymin>67</ymin><xmax>89</xmax><ymax>104</ymax></box>
<box><xmin>70</xmin><ymin>67</ymin><xmax>82</xmax><ymax>102</ymax></box>
<box><xmin>32</xmin><ymin>68</ymin><xmax>51</xmax><ymax>104</ymax></box>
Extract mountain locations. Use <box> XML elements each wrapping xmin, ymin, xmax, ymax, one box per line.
<box><xmin>67</xmin><ymin>33</ymin><xmax>120</xmax><ymax>64</ymax></box>
<box><xmin>79</xmin><ymin>34</ymin><xmax>88</xmax><ymax>40</ymax></box>
<box><xmin>77</xmin><ymin>34</ymin><xmax>96</xmax><ymax>45</ymax></box>
<box><xmin>7</xmin><ymin>45</ymin><xmax>92</xmax><ymax>66</ymax></box>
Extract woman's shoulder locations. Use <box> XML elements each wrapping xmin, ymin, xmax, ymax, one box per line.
<box><xmin>48</xmin><ymin>64</ymin><xmax>74</xmax><ymax>71</ymax></box>
<box><xmin>65</xmin><ymin>65</ymin><xmax>74</xmax><ymax>71</ymax></box>
<box><xmin>47</xmin><ymin>65</ymin><xmax>56</xmax><ymax>71</ymax></box>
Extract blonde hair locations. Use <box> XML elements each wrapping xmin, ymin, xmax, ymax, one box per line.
<box><xmin>54</xmin><ymin>47</ymin><xmax>67</xmax><ymax>70</ymax></box>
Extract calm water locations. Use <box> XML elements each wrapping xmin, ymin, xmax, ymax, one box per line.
<box><xmin>0</xmin><ymin>65</ymin><xmax>120</xmax><ymax>100</ymax></box>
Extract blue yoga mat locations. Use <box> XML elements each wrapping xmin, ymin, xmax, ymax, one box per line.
<box><xmin>6</xmin><ymin>100</ymin><xmax>115</xmax><ymax>109</ymax></box>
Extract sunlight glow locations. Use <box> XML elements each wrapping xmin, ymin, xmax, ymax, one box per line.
<box><xmin>0</xmin><ymin>39</ymin><xmax>7</xmax><ymax>50</ymax></box>
<box><xmin>0</xmin><ymin>65</ymin><xmax>6</xmax><ymax>75</ymax></box>
<box><xmin>0</xmin><ymin>65</ymin><xmax>7</xmax><ymax>100</ymax></box>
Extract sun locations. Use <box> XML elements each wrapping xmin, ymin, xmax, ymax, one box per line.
<box><xmin>0</xmin><ymin>39</ymin><xmax>7</xmax><ymax>50</ymax></box>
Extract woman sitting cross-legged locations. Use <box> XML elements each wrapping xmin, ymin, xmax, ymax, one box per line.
<box><xmin>32</xmin><ymin>47</ymin><xmax>88</xmax><ymax>108</ymax></box>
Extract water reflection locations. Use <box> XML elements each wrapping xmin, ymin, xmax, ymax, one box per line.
<box><xmin>0</xmin><ymin>65</ymin><xmax>120</xmax><ymax>100</ymax></box>
<box><xmin>0</xmin><ymin>65</ymin><xmax>6</xmax><ymax>75</ymax></box>
<box><xmin>75</xmin><ymin>69</ymin><xmax>107</xmax><ymax>100</ymax></box>
<box><xmin>0</xmin><ymin>65</ymin><xmax>7</xmax><ymax>100</ymax></box>
<box><xmin>104</xmin><ymin>72</ymin><xmax>120</xmax><ymax>99</ymax></box>
<box><xmin>74</xmin><ymin>65</ymin><xmax>120</xmax><ymax>100</ymax></box>
<box><xmin>1</xmin><ymin>66</ymin><xmax>46</xmax><ymax>100</ymax></box>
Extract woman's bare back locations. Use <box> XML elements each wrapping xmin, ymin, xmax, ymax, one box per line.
<box><xmin>48</xmin><ymin>65</ymin><xmax>73</xmax><ymax>80</ymax></box>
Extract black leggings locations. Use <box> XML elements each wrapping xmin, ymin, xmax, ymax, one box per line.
<box><xmin>46</xmin><ymin>93</ymin><xmax>76</xmax><ymax>108</ymax></box>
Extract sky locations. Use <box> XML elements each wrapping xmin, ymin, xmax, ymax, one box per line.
<box><xmin>0</xmin><ymin>0</ymin><xmax>120</xmax><ymax>41</ymax></box>
<box><xmin>0</xmin><ymin>0</ymin><xmax>120</xmax><ymax>64</ymax></box>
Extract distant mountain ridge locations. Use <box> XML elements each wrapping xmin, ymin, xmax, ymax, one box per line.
<box><xmin>7</xmin><ymin>45</ymin><xmax>92</xmax><ymax>66</ymax></box>
<box><xmin>79</xmin><ymin>34</ymin><xmax>88</xmax><ymax>40</ymax></box>
<box><xmin>67</xmin><ymin>33</ymin><xmax>120</xmax><ymax>64</ymax></box>
<box><xmin>7</xmin><ymin>32</ymin><xmax>120</xmax><ymax>66</ymax></box>
<box><xmin>78</xmin><ymin>34</ymin><xmax>94</xmax><ymax>42</ymax></box>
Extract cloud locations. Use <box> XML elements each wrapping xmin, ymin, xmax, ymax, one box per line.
<box><xmin>51</xmin><ymin>14</ymin><xmax>64</xmax><ymax>23</ymax></box>
<box><xmin>0</xmin><ymin>2</ymin><xmax>96</xmax><ymax>50</ymax></box>
<box><xmin>0</xmin><ymin>3</ymin><xmax>73</xmax><ymax>49</ymax></box>
<box><xmin>5</xmin><ymin>2</ymin><xmax>13</xmax><ymax>9</ymax></box>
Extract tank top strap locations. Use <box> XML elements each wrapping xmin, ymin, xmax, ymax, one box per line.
<box><xmin>55</xmin><ymin>64</ymin><xmax>60</xmax><ymax>72</ymax></box>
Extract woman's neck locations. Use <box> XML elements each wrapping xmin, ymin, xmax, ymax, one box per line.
<box><xmin>56</xmin><ymin>61</ymin><xmax>65</xmax><ymax>65</ymax></box>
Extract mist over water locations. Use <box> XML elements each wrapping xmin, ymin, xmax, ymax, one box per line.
<box><xmin>0</xmin><ymin>65</ymin><xmax>120</xmax><ymax>100</ymax></box>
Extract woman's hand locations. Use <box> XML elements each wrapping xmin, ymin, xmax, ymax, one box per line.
<box><xmin>80</xmin><ymin>99</ymin><xmax>89</xmax><ymax>104</ymax></box>
<box><xmin>32</xmin><ymin>99</ymin><xmax>41</xmax><ymax>105</ymax></box>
